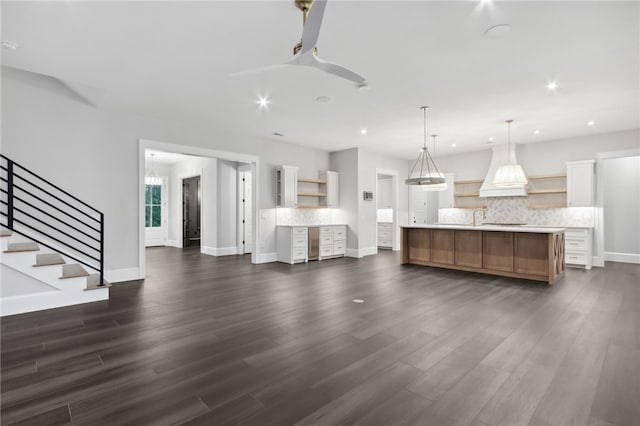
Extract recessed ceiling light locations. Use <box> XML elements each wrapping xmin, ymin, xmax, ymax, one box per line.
<box><xmin>546</xmin><ymin>81</ymin><xmax>558</xmax><ymax>91</ymax></box>
<box><xmin>484</xmin><ymin>24</ymin><xmax>511</xmax><ymax>38</ymax></box>
<box><xmin>273</xmin><ymin>132</ymin><xmax>285</xmax><ymax>137</ymax></box>
<box><xmin>489</xmin><ymin>137</ymin><xmax>494</xmax><ymax>142</ymax></box>
<box><xmin>1</xmin><ymin>40</ymin><xmax>18</xmax><ymax>50</ymax></box>
<box><xmin>534</xmin><ymin>129</ymin><xmax>540</xmax><ymax>135</ymax></box>
<box><xmin>357</xmin><ymin>83</ymin><xmax>370</xmax><ymax>92</ymax></box>
<box><xmin>360</xmin><ymin>128</ymin><xmax>367</xmax><ymax>135</ymax></box>
<box><xmin>257</xmin><ymin>96</ymin><xmax>270</xmax><ymax>109</ymax></box>
<box><xmin>452</xmin><ymin>144</ymin><xmax>457</xmax><ymax>148</ymax></box>
<box><xmin>587</xmin><ymin>120</ymin><xmax>595</xmax><ymax>127</ymax></box>
<box><xmin>316</xmin><ymin>96</ymin><xmax>331</xmax><ymax>103</ymax></box>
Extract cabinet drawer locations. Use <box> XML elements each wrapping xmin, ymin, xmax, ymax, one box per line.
<box><xmin>566</xmin><ymin>251</ymin><xmax>587</xmax><ymax>265</ymax></box>
<box><xmin>320</xmin><ymin>235</ymin><xmax>333</xmax><ymax>245</ymax></box>
<box><xmin>565</xmin><ymin>229</ymin><xmax>589</xmax><ymax>239</ymax></box>
<box><xmin>292</xmin><ymin>236</ymin><xmax>308</xmax><ymax>248</ymax></box>
<box><xmin>320</xmin><ymin>227</ymin><xmax>333</xmax><ymax>237</ymax></box>
<box><xmin>565</xmin><ymin>238</ymin><xmax>587</xmax><ymax>251</ymax></box>
<box><xmin>333</xmin><ymin>242</ymin><xmax>346</xmax><ymax>255</ymax></box>
<box><xmin>378</xmin><ymin>238</ymin><xmax>392</xmax><ymax>247</ymax></box>
<box><xmin>333</xmin><ymin>227</ymin><xmax>346</xmax><ymax>240</ymax></box>
<box><xmin>293</xmin><ymin>227</ymin><xmax>308</xmax><ymax>237</ymax></box>
<box><xmin>377</xmin><ymin>223</ymin><xmax>392</xmax><ymax>231</ymax></box>
<box><xmin>293</xmin><ymin>248</ymin><xmax>307</xmax><ymax>260</ymax></box>
<box><xmin>320</xmin><ymin>245</ymin><xmax>333</xmax><ymax>257</ymax></box>
<box><xmin>378</xmin><ymin>231</ymin><xmax>392</xmax><ymax>239</ymax></box>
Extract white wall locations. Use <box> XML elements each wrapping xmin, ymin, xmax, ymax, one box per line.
<box><xmin>330</xmin><ymin>148</ymin><xmax>359</xmax><ymax>252</ymax></box>
<box><xmin>217</xmin><ymin>160</ymin><xmax>238</xmax><ymax>252</ymax></box>
<box><xmin>602</xmin><ymin>156</ymin><xmax>640</xmax><ymax>261</ymax></box>
<box><xmin>331</xmin><ymin>148</ymin><xmax>409</xmax><ymax>256</ymax></box>
<box><xmin>2</xmin><ymin>66</ymin><xmax>332</xmax><ymax>279</ymax></box>
<box><xmin>434</xmin><ymin>129</ymin><xmax>640</xmax><ymax>179</ymax></box>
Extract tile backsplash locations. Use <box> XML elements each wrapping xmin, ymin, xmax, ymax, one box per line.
<box><xmin>275</xmin><ymin>208</ymin><xmax>334</xmax><ymax>226</ymax></box>
<box><xmin>439</xmin><ymin>197</ymin><xmax>595</xmax><ymax>227</ymax></box>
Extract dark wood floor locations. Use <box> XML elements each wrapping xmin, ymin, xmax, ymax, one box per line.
<box><xmin>1</xmin><ymin>248</ymin><xmax>639</xmax><ymax>426</ymax></box>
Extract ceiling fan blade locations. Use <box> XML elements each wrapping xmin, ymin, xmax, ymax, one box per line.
<box><xmin>300</xmin><ymin>0</ymin><xmax>327</xmax><ymax>55</ymax></box>
<box><xmin>310</xmin><ymin>55</ymin><xmax>367</xmax><ymax>85</ymax></box>
<box><xmin>230</xmin><ymin>63</ymin><xmax>289</xmax><ymax>77</ymax></box>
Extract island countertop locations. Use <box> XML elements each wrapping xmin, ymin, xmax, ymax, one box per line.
<box><xmin>401</xmin><ymin>224</ymin><xmax>565</xmax><ymax>234</ymax></box>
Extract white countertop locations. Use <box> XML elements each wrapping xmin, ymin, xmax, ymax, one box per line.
<box><xmin>401</xmin><ymin>224</ymin><xmax>565</xmax><ymax>233</ymax></box>
<box><xmin>277</xmin><ymin>224</ymin><xmax>347</xmax><ymax>227</ymax></box>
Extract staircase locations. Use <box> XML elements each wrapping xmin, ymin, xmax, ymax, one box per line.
<box><xmin>0</xmin><ymin>154</ymin><xmax>108</xmax><ymax>316</ymax></box>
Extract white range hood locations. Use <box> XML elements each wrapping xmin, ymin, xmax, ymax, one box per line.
<box><xmin>479</xmin><ymin>145</ymin><xmax>528</xmax><ymax>197</ymax></box>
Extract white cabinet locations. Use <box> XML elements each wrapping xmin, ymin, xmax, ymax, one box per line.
<box><xmin>438</xmin><ymin>173</ymin><xmax>455</xmax><ymax>208</ymax></box>
<box><xmin>319</xmin><ymin>171</ymin><xmax>339</xmax><ymax>208</ymax></box>
<box><xmin>564</xmin><ymin>227</ymin><xmax>592</xmax><ymax>269</ymax></box>
<box><xmin>377</xmin><ymin>222</ymin><xmax>392</xmax><ymax>249</ymax></box>
<box><xmin>319</xmin><ymin>225</ymin><xmax>347</xmax><ymax>259</ymax></box>
<box><xmin>277</xmin><ymin>226</ymin><xmax>307</xmax><ymax>264</ymax></box>
<box><xmin>377</xmin><ymin>178</ymin><xmax>393</xmax><ymax>209</ymax></box>
<box><xmin>566</xmin><ymin>160</ymin><xmax>594</xmax><ymax>207</ymax></box>
<box><xmin>276</xmin><ymin>166</ymin><xmax>298</xmax><ymax>208</ymax></box>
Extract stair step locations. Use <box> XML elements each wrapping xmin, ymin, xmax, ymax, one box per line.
<box><xmin>33</xmin><ymin>253</ymin><xmax>66</xmax><ymax>267</ymax></box>
<box><xmin>4</xmin><ymin>242</ymin><xmax>40</xmax><ymax>253</ymax></box>
<box><xmin>60</xmin><ymin>264</ymin><xmax>89</xmax><ymax>279</ymax></box>
<box><xmin>85</xmin><ymin>273</ymin><xmax>111</xmax><ymax>290</ymax></box>
<box><xmin>0</xmin><ymin>230</ymin><xmax>13</xmax><ymax>237</ymax></box>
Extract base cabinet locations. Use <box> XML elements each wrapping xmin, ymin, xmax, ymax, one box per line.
<box><xmin>319</xmin><ymin>225</ymin><xmax>347</xmax><ymax>259</ymax></box>
<box><xmin>564</xmin><ymin>228</ymin><xmax>592</xmax><ymax>269</ymax></box>
<box><xmin>402</xmin><ymin>227</ymin><xmax>565</xmax><ymax>284</ymax></box>
<box><xmin>377</xmin><ymin>222</ymin><xmax>392</xmax><ymax>249</ymax></box>
<box><xmin>277</xmin><ymin>226</ymin><xmax>307</xmax><ymax>264</ymax></box>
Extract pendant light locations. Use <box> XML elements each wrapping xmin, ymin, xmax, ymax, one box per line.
<box><xmin>145</xmin><ymin>153</ymin><xmax>162</xmax><ymax>185</ymax></box>
<box><xmin>493</xmin><ymin>119</ymin><xmax>528</xmax><ymax>187</ymax></box>
<box><xmin>420</xmin><ymin>134</ymin><xmax>448</xmax><ymax>191</ymax></box>
<box><xmin>406</xmin><ymin>106</ymin><xmax>446</xmax><ymax>189</ymax></box>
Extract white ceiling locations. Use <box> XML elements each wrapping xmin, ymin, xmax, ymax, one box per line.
<box><xmin>2</xmin><ymin>1</ymin><xmax>638</xmax><ymax>160</ymax></box>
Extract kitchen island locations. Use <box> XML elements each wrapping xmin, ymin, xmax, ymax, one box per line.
<box><xmin>401</xmin><ymin>225</ymin><xmax>565</xmax><ymax>284</ymax></box>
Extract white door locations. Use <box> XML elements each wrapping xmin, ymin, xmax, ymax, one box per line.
<box><xmin>411</xmin><ymin>186</ymin><xmax>429</xmax><ymax>224</ymax></box>
<box><xmin>240</xmin><ymin>171</ymin><xmax>252</xmax><ymax>254</ymax></box>
<box><xmin>145</xmin><ymin>179</ymin><xmax>167</xmax><ymax>247</ymax></box>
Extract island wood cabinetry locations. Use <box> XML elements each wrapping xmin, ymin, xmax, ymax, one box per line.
<box><xmin>401</xmin><ymin>225</ymin><xmax>565</xmax><ymax>284</ymax></box>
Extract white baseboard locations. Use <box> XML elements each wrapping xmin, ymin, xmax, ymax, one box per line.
<box><xmin>592</xmin><ymin>256</ymin><xmax>605</xmax><ymax>268</ymax></box>
<box><xmin>605</xmin><ymin>252</ymin><xmax>640</xmax><ymax>265</ymax></box>
<box><xmin>166</xmin><ymin>240</ymin><xmax>181</xmax><ymax>248</ymax></box>
<box><xmin>256</xmin><ymin>252</ymin><xmax>277</xmax><ymax>263</ymax></box>
<box><xmin>105</xmin><ymin>267</ymin><xmax>141</xmax><ymax>283</ymax></box>
<box><xmin>346</xmin><ymin>247</ymin><xmax>378</xmax><ymax>258</ymax></box>
<box><xmin>201</xmin><ymin>246</ymin><xmax>239</xmax><ymax>257</ymax></box>
<box><xmin>1</xmin><ymin>288</ymin><xmax>109</xmax><ymax>317</ymax></box>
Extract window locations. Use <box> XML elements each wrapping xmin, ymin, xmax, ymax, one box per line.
<box><xmin>145</xmin><ymin>184</ymin><xmax>162</xmax><ymax>228</ymax></box>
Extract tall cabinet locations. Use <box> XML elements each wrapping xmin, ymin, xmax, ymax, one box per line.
<box><xmin>566</xmin><ymin>160</ymin><xmax>595</xmax><ymax>207</ymax></box>
<box><xmin>276</xmin><ymin>165</ymin><xmax>298</xmax><ymax>208</ymax></box>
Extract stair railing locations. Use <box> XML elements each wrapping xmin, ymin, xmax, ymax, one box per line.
<box><xmin>0</xmin><ymin>154</ymin><xmax>105</xmax><ymax>286</ymax></box>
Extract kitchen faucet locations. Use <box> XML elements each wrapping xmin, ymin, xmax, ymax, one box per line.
<box><xmin>472</xmin><ymin>208</ymin><xmax>486</xmax><ymax>227</ymax></box>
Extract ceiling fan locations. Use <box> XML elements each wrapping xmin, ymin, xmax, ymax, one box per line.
<box><xmin>232</xmin><ymin>0</ymin><xmax>368</xmax><ymax>87</ymax></box>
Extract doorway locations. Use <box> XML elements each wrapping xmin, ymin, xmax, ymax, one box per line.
<box><xmin>182</xmin><ymin>175</ymin><xmax>201</xmax><ymax>248</ymax></box>
<box><xmin>375</xmin><ymin>168</ymin><xmax>399</xmax><ymax>251</ymax></box>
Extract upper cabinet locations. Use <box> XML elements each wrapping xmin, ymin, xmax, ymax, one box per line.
<box><xmin>276</xmin><ymin>166</ymin><xmax>339</xmax><ymax>208</ymax></box>
<box><xmin>566</xmin><ymin>160</ymin><xmax>595</xmax><ymax>207</ymax></box>
<box><xmin>276</xmin><ymin>165</ymin><xmax>298</xmax><ymax>207</ymax></box>
<box><xmin>377</xmin><ymin>178</ymin><xmax>393</xmax><ymax>209</ymax></box>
